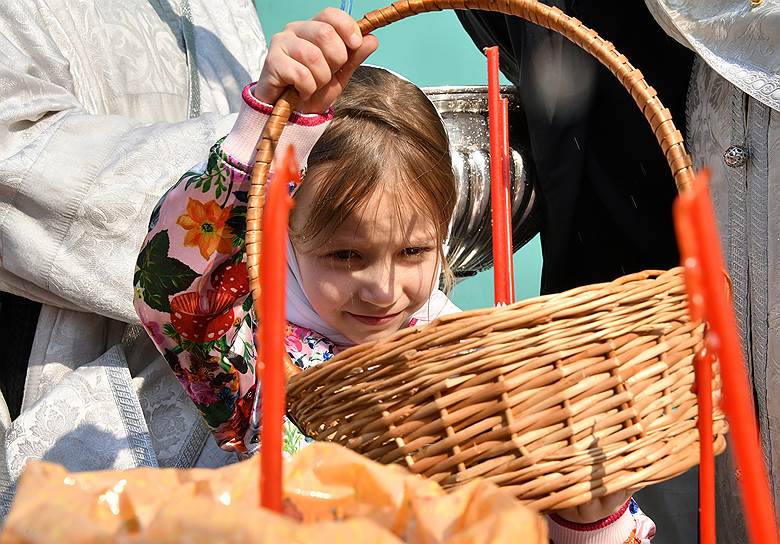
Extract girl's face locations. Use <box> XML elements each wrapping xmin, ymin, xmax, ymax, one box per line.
<box><xmin>291</xmin><ymin>176</ymin><xmax>440</xmax><ymax>345</ymax></box>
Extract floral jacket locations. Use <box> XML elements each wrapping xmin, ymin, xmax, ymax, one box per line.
<box><xmin>133</xmin><ymin>85</ymin><xmax>335</xmax><ymax>454</ymax></box>
<box><xmin>133</xmin><ymin>84</ymin><xmax>655</xmax><ymax>544</ymax></box>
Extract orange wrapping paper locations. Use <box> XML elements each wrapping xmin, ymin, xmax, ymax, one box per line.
<box><xmin>1</xmin><ymin>443</ymin><xmax>545</xmax><ymax>543</ymax></box>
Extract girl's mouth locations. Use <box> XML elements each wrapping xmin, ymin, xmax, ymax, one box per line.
<box><xmin>347</xmin><ymin>311</ymin><xmax>402</xmax><ymax>326</ymax></box>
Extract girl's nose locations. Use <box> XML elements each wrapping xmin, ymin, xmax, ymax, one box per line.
<box><xmin>357</xmin><ymin>262</ymin><xmax>396</xmax><ymax>307</ymax></box>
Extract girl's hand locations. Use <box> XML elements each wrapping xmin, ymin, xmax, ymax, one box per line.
<box><xmin>254</xmin><ymin>7</ymin><xmax>378</xmax><ymax>113</ymax></box>
<box><xmin>555</xmin><ymin>490</ymin><xmax>633</xmax><ymax>524</ymax></box>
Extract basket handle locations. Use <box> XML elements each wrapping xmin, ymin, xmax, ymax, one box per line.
<box><xmin>246</xmin><ymin>0</ymin><xmax>695</xmax><ymax>379</ymax></box>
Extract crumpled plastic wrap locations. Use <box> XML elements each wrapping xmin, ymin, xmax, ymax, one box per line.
<box><xmin>0</xmin><ymin>442</ymin><xmax>545</xmax><ymax>543</ymax></box>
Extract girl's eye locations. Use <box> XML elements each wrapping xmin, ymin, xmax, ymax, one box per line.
<box><xmin>329</xmin><ymin>249</ymin><xmax>359</xmax><ymax>261</ymax></box>
<box><xmin>401</xmin><ymin>247</ymin><xmax>432</xmax><ymax>258</ymax></box>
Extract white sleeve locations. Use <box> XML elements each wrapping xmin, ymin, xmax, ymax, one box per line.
<box><xmin>0</xmin><ymin>3</ymin><xmax>241</xmax><ymax>324</ymax></box>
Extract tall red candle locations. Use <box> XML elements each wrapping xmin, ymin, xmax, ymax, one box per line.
<box><xmin>485</xmin><ymin>46</ymin><xmax>513</xmax><ymax>305</ymax></box>
<box><xmin>696</xmin><ymin>344</ymin><xmax>715</xmax><ymax>544</ymax></box>
<box><xmin>673</xmin><ymin>190</ymin><xmax>714</xmax><ymax>544</ymax></box>
<box><xmin>259</xmin><ymin>145</ymin><xmax>297</xmax><ymax>513</ymax></box>
<box><xmin>674</xmin><ymin>170</ymin><xmax>778</xmax><ymax>544</ymax></box>
<box><xmin>499</xmin><ymin>96</ymin><xmax>515</xmax><ymax>301</ymax></box>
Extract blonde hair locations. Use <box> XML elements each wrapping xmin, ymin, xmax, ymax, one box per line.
<box><xmin>291</xmin><ymin>66</ymin><xmax>457</xmax><ymax>290</ymax></box>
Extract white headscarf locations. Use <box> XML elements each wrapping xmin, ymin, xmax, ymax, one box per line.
<box><xmin>282</xmin><ymin>65</ymin><xmax>460</xmax><ymax>346</ymax></box>
<box><xmin>285</xmin><ymin>238</ymin><xmax>459</xmax><ymax>346</ymax></box>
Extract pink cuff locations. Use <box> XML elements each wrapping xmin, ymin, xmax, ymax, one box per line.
<box><xmin>241</xmin><ymin>84</ymin><xmax>333</xmax><ymax>126</ymax></box>
<box><xmin>221</xmin><ymin>83</ymin><xmax>333</xmax><ymax>167</ymax></box>
<box><xmin>547</xmin><ymin>502</ymin><xmax>637</xmax><ymax>544</ymax></box>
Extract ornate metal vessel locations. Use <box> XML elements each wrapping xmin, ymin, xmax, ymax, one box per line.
<box><xmin>424</xmin><ymin>86</ymin><xmax>540</xmax><ymax>277</ymax></box>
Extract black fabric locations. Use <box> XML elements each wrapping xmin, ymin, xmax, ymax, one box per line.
<box><xmin>457</xmin><ymin>2</ymin><xmax>694</xmax><ymax>294</ymax></box>
<box><xmin>0</xmin><ymin>292</ymin><xmax>41</xmax><ymax>420</ymax></box>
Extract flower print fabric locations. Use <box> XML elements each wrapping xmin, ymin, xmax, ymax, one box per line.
<box><xmin>176</xmin><ymin>198</ymin><xmax>235</xmax><ymax>259</ymax></box>
<box><xmin>134</xmin><ymin>88</ymin><xmax>333</xmax><ymax>454</ymax></box>
<box><xmin>280</xmin><ymin>324</ymin><xmax>341</xmax><ymax>456</ymax></box>
<box><xmin>285</xmin><ymin>323</ymin><xmax>338</xmax><ymax>370</ymax></box>
<box><xmin>135</xmin><ymin>140</ymin><xmax>304</xmax><ymax>453</ymax></box>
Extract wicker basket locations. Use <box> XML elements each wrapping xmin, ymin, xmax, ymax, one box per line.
<box><xmin>245</xmin><ymin>0</ymin><xmax>728</xmax><ymax>511</ymax></box>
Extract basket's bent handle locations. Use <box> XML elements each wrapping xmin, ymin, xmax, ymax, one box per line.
<box><xmin>246</xmin><ymin>0</ymin><xmax>695</xmax><ymax>379</ymax></box>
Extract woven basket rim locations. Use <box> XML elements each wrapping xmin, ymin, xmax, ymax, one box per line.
<box><xmin>293</xmin><ymin>267</ymin><xmax>685</xmax><ymax>374</ymax></box>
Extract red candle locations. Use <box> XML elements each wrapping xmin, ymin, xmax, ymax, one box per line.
<box><xmin>500</xmin><ymin>96</ymin><xmax>515</xmax><ymax>301</ymax></box>
<box><xmin>674</xmin><ymin>169</ymin><xmax>778</xmax><ymax>544</ymax></box>
<box><xmin>673</xmin><ymin>185</ymin><xmax>714</xmax><ymax>543</ymax></box>
<box><xmin>696</xmin><ymin>344</ymin><xmax>716</xmax><ymax>544</ymax></box>
<box><xmin>485</xmin><ymin>46</ymin><xmax>513</xmax><ymax>305</ymax></box>
<box><xmin>259</xmin><ymin>145</ymin><xmax>298</xmax><ymax>513</ymax></box>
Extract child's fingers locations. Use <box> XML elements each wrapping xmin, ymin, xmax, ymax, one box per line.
<box><xmin>279</xmin><ymin>36</ymin><xmax>334</xmax><ymax>91</ymax></box>
<box><xmin>300</xmin><ymin>34</ymin><xmax>377</xmax><ymax>112</ymax></box>
<box><xmin>285</xmin><ymin>20</ymin><xmax>349</xmax><ymax>73</ymax></box>
<box><xmin>311</xmin><ymin>7</ymin><xmax>363</xmax><ymax>50</ymax></box>
<box><xmin>281</xmin><ymin>58</ymin><xmax>318</xmax><ymax>99</ymax></box>
<box><xmin>254</xmin><ymin>9</ymin><xmax>374</xmax><ymax>110</ymax></box>
<box><xmin>254</xmin><ymin>49</ymin><xmax>317</xmax><ymax>102</ymax></box>
<box><xmin>334</xmin><ymin>34</ymin><xmax>378</xmax><ymax>89</ymax></box>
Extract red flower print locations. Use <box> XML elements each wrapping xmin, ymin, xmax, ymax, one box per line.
<box><xmin>213</xmin><ymin>390</ymin><xmax>255</xmax><ymax>450</ymax></box>
<box><xmin>170</xmin><ymin>290</ymin><xmax>235</xmax><ymax>343</ymax></box>
<box><xmin>142</xmin><ymin>320</ymin><xmax>166</xmax><ymax>344</ymax></box>
<box><xmin>285</xmin><ymin>334</ymin><xmax>304</xmax><ymax>354</ymax></box>
<box><xmin>180</xmin><ymin>378</ymin><xmax>220</xmax><ymax>405</ymax></box>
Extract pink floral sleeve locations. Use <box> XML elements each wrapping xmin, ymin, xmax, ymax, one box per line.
<box><xmin>133</xmin><ymin>85</ymin><xmax>331</xmax><ymax>452</ymax></box>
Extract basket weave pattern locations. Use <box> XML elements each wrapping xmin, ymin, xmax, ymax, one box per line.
<box><xmin>287</xmin><ymin>269</ymin><xmax>727</xmax><ymax>510</ymax></box>
<box><xmin>246</xmin><ymin>0</ymin><xmax>728</xmax><ymax>511</ymax></box>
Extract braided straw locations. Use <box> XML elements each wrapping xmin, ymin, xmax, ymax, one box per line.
<box><xmin>246</xmin><ymin>0</ymin><xmax>723</xmax><ymax>510</ymax></box>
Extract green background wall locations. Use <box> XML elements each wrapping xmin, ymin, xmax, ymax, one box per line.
<box><xmin>254</xmin><ymin>0</ymin><xmax>543</xmax><ymax>309</ymax></box>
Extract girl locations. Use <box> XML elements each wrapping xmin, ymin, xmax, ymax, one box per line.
<box><xmin>134</xmin><ymin>8</ymin><xmax>654</xmax><ymax>542</ymax></box>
